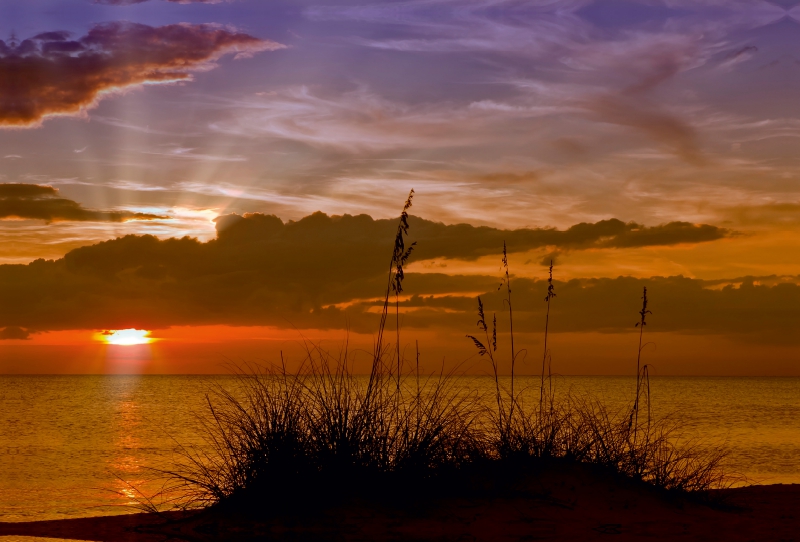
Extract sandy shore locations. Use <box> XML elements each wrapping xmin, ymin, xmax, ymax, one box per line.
<box><xmin>2</xmin><ymin>468</ymin><xmax>798</xmax><ymax>541</ymax></box>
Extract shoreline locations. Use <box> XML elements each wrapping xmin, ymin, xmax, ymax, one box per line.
<box><xmin>2</xmin><ymin>477</ymin><xmax>798</xmax><ymax>541</ymax></box>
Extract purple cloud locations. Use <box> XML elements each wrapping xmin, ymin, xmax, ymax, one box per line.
<box><xmin>0</xmin><ymin>22</ymin><xmax>284</xmax><ymax>127</ymax></box>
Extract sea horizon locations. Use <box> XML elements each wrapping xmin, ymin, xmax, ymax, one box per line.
<box><xmin>2</xmin><ymin>374</ymin><xmax>798</xmax><ymax>523</ymax></box>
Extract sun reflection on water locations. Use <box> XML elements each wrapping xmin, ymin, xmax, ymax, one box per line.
<box><xmin>107</xmin><ymin>381</ymin><xmax>147</xmax><ymax>508</ymax></box>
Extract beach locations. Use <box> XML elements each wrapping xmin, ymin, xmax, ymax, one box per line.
<box><xmin>2</xmin><ymin>468</ymin><xmax>798</xmax><ymax>541</ymax></box>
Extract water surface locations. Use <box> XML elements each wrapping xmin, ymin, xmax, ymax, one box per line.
<box><xmin>1</xmin><ymin>375</ymin><xmax>798</xmax><ymax>522</ymax></box>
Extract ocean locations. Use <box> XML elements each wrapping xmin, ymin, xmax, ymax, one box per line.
<box><xmin>1</xmin><ymin>375</ymin><xmax>798</xmax><ymax>522</ymax></box>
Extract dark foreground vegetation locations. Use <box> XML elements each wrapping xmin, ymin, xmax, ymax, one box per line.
<box><xmin>149</xmin><ymin>191</ymin><xmax>730</xmax><ymax>517</ymax></box>
<box><xmin>4</xmin><ymin>478</ymin><xmax>799</xmax><ymax>541</ymax></box>
<box><xmin>151</xmin><ymin>356</ymin><xmax>730</xmax><ymax>516</ymax></box>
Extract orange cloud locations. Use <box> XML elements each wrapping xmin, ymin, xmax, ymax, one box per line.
<box><xmin>0</xmin><ymin>22</ymin><xmax>284</xmax><ymax>127</ymax></box>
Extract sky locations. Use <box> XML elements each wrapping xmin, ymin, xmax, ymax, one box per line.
<box><xmin>1</xmin><ymin>0</ymin><xmax>799</xmax><ymax>375</ymax></box>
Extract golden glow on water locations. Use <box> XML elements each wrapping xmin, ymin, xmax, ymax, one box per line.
<box><xmin>109</xmin><ymin>389</ymin><xmax>145</xmax><ymax>508</ymax></box>
<box><xmin>1</xmin><ymin>376</ymin><xmax>798</xmax><ymax>523</ymax></box>
<box><xmin>98</xmin><ymin>329</ymin><xmax>153</xmax><ymax>346</ymax></box>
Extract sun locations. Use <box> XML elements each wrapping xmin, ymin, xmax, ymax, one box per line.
<box><xmin>99</xmin><ymin>329</ymin><xmax>153</xmax><ymax>346</ymax></box>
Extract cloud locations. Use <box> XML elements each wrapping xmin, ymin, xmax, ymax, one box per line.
<box><xmin>210</xmin><ymin>85</ymin><xmax>495</xmax><ymax>152</ymax></box>
<box><xmin>0</xmin><ymin>22</ymin><xmax>284</xmax><ymax>127</ymax></box>
<box><xmin>306</xmin><ymin>0</ymin><xmax>589</xmax><ymax>55</ymax></box>
<box><xmin>410</xmin><ymin>217</ymin><xmax>730</xmax><ymax>259</ymax></box>
<box><xmin>306</xmin><ymin>1</ymin><xmax>761</xmax><ymax>166</ymax></box>
<box><xmin>0</xmin><ymin>327</ymin><xmax>30</xmax><ymax>340</ymax></box>
<box><xmin>0</xmin><ymin>183</ymin><xmax>168</xmax><ymax>222</ymax></box>
<box><xmin>97</xmin><ymin>0</ymin><xmax>223</xmax><ymax>4</ymax></box>
<box><xmin>141</xmin><ymin>147</ymin><xmax>248</xmax><ymax>162</ymax></box>
<box><xmin>398</xmin><ymin>274</ymin><xmax>800</xmax><ymax>344</ymax></box>
<box><xmin>716</xmin><ymin>45</ymin><xmax>759</xmax><ymax>71</ymax></box>
<box><xmin>212</xmin><ymin>13</ymin><xmax>708</xmax><ymax>167</ymax></box>
<box><xmin>561</xmin><ymin>31</ymin><xmax>710</xmax><ymax>164</ymax></box>
<box><xmin>0</xmin><ymin>211</ymin><xmax>732</xmax><ymax>334</ymax></box>
<box><xmin>585</xmin><ymin>95</ymin><xmax>705</xmax><ymax>165</ymax></box>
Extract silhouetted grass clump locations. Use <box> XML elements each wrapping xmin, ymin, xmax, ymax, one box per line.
<box><xmin>156</xmin><ymin>192</ymin><xmax>732</xmax><ymax>514</ymax></box>
<box><xmin>161</xmin><ymin>360</ymin><xmax>729</xmax><ymax>513</ymax></box>
<box><xmin>160</xmin><ymin>352</ymin><xmax>484</xmax><ymax>512</ymax></box>
<box><xmin>463</xmin><ymin>252</ymin><xmax>729</xmax><ymax>493</ymax></box>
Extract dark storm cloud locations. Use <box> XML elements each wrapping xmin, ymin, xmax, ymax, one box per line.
<box><xmin>0</xmin><ymin>183</ymin><xmax>168</xmax><ymax>222</ymax></box>
<box><xmin>0</xmin><ymin>22</ymin><xmax>283</xmax><ymax>127</ymax></box>
<box><xmin>0</xmin><ymin>211</ymin><xmax>735</xmax><ymax>334</ymax></box>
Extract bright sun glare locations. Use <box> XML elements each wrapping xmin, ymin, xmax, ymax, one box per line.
<box><xmin>101</xmin><ymin>329</ymin><xmax>153</xmax><ymax>346</ymax></box>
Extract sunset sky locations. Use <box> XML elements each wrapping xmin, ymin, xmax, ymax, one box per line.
<box><xmin>1</xmin><ymin>0</ymin><xmax>799</xmax><ymax>375</ymax></box>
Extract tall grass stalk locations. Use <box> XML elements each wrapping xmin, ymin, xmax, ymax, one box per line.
<box><xmin>467</xmin><ymin>297</ymin><xmax>501</xmax><ymax>419</ymax></box>
<box><xmin>632</xmin><ymin>286</ymin><xmax>652</xmax><ymax>449</ymax></box>
<box><xmin>540</xmin><ymin>260</ymin><xmax>556</xmax><ymax>412</ymax></box>
<box><xmin>375</xmin><ymin>189</ymin><xmax>415</xmax><ymax>391</ymax></box>
<box><xmin>499</xmin><ymin>242</ymin><xmax>517</xmax><ymax>418</ymax></box>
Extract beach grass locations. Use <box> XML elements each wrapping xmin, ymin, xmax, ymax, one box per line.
<box><xmin>151</xmin><ymin>191</ymin><xmax>733</xmax><ymax>514</ymax></box>
<box><xmin>155</xmin><ymin>361</ymin><xmax>730</xmax><ymax>515</ymax></box>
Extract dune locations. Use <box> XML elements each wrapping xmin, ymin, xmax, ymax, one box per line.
<box><xmin>2</xmin><ymin>464</ymin><xmax>798</xmax><ymax>542</ymax></box>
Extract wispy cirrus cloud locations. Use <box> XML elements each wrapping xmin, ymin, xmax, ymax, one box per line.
<box><xmin>306</xmin><ymin>0</ymin><xmax>591</xmax><ymax>55</ymax></box>
<box><xmin>96</xmin><ymin>0</ymin><xmax>226</xmax><ymax>4</ymax></box>
<box><xmin>303</xmin><ymin>0</ymin><xmax>793</xmax><ymax>167</ymax></box>
<box><xmin>141</xmin><ymin>147</ymin><xmax>248</xmax><ymax>162</ymax></box>
<box><xmin>209</xmin><ymin>84</ymin><xmax>578</xmax><ymax>153</ymax></box>
<box><xmin>0</xmin><ymin>22</ymin><xmax>284</xmax><ymax>128</ymax></box>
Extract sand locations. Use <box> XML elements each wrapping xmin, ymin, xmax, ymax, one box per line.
<box><xmin>1</xmin><ymin>467</ymin><xmax>798</xmax><ymax>541</ymax></box>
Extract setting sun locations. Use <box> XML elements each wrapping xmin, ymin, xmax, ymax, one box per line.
<box><xmin>99</xmin><ymin>329</ymin><xmax>153</xmax><ymax>346</ymax></box>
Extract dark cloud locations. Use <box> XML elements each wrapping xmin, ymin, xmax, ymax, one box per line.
<box><xmin>0</xmin><ymin>327</ymin><xmax>30</xmax><ymax>340</ymax></box>
<box><xmin>0</xmin><ymin>22</ymin><xmax>283</xmax><ymax>127</ymax></box>
<box><xmin>209</xmin><ymin>212</ymin><xmax>730</xmax><ymax>263</ymax></box>
<box><xmin>0</xmin><ymin>211</ymin><xmax>741</xmax><ymax>336</ymax></box>
<box><xmin>389</xmin><ymin>274</ymin><xmax>800</xmax><ymax>344</ymax></box>
<box><xmin>0</xmin><ymin>183</ymin><xmax>168</xmax><ymax>222</ymax></box>
<box><xmin>409</xmin><ymin>216</ymin><xmax>729</xmax><ymax>259</ymax></box>
<box><xmin>456</xmin><ymin>278</ymin><xmax>800</xmax><ymax>344</ymax></box>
